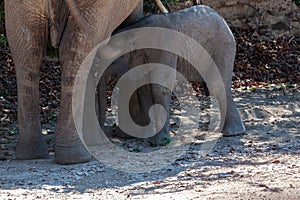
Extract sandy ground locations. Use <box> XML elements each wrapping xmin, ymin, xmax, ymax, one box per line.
<box><xmin>0</xmin><ymin>90</ymin><xmax>299</xmax><ymax>199</ymax></box>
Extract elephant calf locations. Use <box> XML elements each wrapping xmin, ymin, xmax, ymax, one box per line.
<box><xmin>100</xmin><ymin>5</ymin><xmax>245</xmax><ymax>143</ymax></box>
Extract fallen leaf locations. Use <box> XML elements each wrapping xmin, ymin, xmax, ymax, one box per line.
<box><xmin>152</xmin><ymin>181</ymin><xmax>161</xmax><ymax>184</ymax></box>
<box><xmin>272</xmin><ymin>159</ymin><xmax>280</xmax><ymax>163</ymax></box>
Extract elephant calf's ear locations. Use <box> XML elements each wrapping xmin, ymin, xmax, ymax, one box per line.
<box><xmin>49</xmin><ymin>0</ymin><xmax>69</xmax><ymax>48</ymax></box>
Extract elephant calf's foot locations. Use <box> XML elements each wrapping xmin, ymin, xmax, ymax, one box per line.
<box><xmin>114</xmin><ymin>125</ymin><xmax>171</xmax><ymax>146</ymax></box>
<box><xmin>146</xmin><ymin>130</ymin><xmax>172</xmax><ymax>146</ymax></box>
<box><xmin>54</xmin><ymin>142</ymin><xmax>92</xmax><ymax>165</ymax></box>
<box><xmin>16</xmin><ymin>138</ymin><xmax>48</xmax><ymax>160</ymax></box>
<box><xmin>222</xmin><ymin>120</ymin><xmax>246</xmax><ymax>137</ymax></box>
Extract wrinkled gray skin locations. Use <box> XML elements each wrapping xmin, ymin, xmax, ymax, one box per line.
<box><xmin>100</xmin><ymin>5</ymin><xmax>245</xmax><ymax>143</ymax></box>
<box><xmin>5</xmin><ymin>0</ymin><xmax>143</xmax><ymax>164</ymax></box>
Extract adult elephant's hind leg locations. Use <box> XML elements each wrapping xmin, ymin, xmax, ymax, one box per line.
<box><xmin>55</xmin><ymin>0</ymin><xmax>142</xmax><ymax>164</ymax></box>
<box><xmin>5</xmin><ymin>1</ymin><xmax>48</xmax><ymax>159</ymax></box>
<box><xmin>54</xmin><ymin>28</ymin><xmax>92</xmax><ymax>165</ymax></box>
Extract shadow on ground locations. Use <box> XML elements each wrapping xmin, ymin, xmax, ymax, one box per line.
<box><xmin>0</xmin><ymin>90</ymin><xmax>299</xmax><ymax>199</ymax></box>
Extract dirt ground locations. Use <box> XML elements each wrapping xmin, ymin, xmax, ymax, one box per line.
<box><xmin>0</xmin><ymin>2</ymin><xmax>299</xmax><ymax>199</ymax></box>
<box><xmin>0</xmin><ymin>90</ymin><xmax>299</xmax><ymax>199</ymax></box>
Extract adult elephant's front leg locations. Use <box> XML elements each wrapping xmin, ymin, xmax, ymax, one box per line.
<box><xmin>5</xmin><ymin>0</ymin><xmax>48</xmax><ymax>159</ymax></box>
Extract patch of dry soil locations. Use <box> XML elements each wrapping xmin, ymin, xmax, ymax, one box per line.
<box><xmin>0</xmin><ymin>90</ymin><xmax>299</xmax><ymax>199</ymax></box>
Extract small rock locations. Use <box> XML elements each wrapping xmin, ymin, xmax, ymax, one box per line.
<box><xmin>76</xmin><ymin>171</ymin><xmax>84</xmax><ymax>176</ymax></box>
<box><xmin>218</xmin><ymin>173</ymin><xmax>233</xmax><ymax>178</ymax></box>
<box><xmin>29</xmin><ymin>167</ymin><xmax>37</xmax><ymax>172</ymax></box>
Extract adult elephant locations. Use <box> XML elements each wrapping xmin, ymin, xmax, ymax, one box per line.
<box><xmin>5</xmin><ymin>0</ymin><xmax>143</xmax><ymax>164</ymax></box>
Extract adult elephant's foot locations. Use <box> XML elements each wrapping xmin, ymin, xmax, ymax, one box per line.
<box><xmin>15</xmin><ymin>137</ymin><xmax>48</xmax><ymax>160</ymax></box>
<box><xmin>54</xmin><ymin>142</ymin><xmax>92</xmax><ymax>165</ymax></box>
